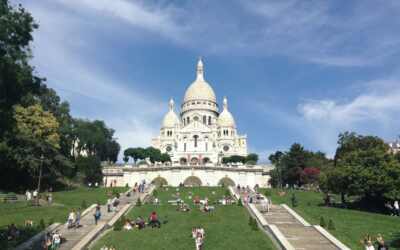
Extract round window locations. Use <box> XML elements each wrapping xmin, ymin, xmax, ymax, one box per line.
<box><xmin>223</xmin><ymin>145</ymin><xmax>229</xmax><ymax>152</ymax></box>
<box><xmin>166</xmin><ymin>145</ymin><xmax>172</xmax><ymax>152</ymax></box>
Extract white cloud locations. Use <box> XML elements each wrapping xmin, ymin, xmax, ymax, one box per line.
<box><xmin>23</xmin><ymin>1</ymin><xmax>165</xmax><ymax>160</ymax></box>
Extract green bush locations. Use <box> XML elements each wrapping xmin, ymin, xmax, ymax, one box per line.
<box><xmin>136</xmin><ymin>198</ymin><xmax>142</xmax><ymax>206</ymax></box>
<box><xmin>291</xmin><ymin>193</ymin><xmax>298</xmax><ymax>207</ymax></box>
<box><xmin>48</xmin><ymin>217</ymin><xmax>54</xmax><ymax>226</ymax></box>
<box><xmin>153</xmin><ymin>189</ymin><xmax>158</xmax><ymax>198</ymax></box>
<box><xmin>264</xmin><ymin>189</ymin><xmax>272</xmax><ymax>197</ymax></box>
<box><xmin>225</xmin><ymin>189</ymin><xmax>231</xmax><ymax>197</ymax></box>
<box><xmin>114</xmin><ymin>215</ymin><xmax>126</xmax><ymax>231</ymax></box>
<box><xmin>81</xmin><ymin>200</ymin><xmax>87</xmax><ymax>209</ymax></box>
<box><xmin>39</xmin><ymin>219</ymin><xmax>46</xmax><ymax>230</ymax></box>
<box><xmin>125</xmin><ymin>183</ymin><xmax>129</xmax><ymax>188</ymax></box>
<box><xmin>237</xmin><ymin>198</ymin><xmax>243</xmax><ymax>206</ymax></box>
<box><xmin>328</xmin><ymin>219</ymin><xmax>335</xmax><ymax>230</ymax></box>
<box><xmin>319</xmin><ymin>216</ymin><xmax>326</xmax><ymax>227</ymax></box>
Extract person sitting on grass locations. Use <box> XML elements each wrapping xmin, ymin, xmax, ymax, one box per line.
<box><xmin>135</xmin><ymin>216</ymin><xmax>145</xmax><ymax>230</ymax></box>
<box><xmin>7</xmin><ymin>223</ymin><xmax>19</xmax><ymax>240</ymax></box>
<box><xmin>376</xmin><ymin>234</ymin><xmax>389</xmax><ymax>250</ymax></box>
<box><xmin>361</xmin><ymin>235</ymin><xmax>375</xmax><ymax>250</ymax></box>
<box><xmin>148</xmin><ymin>211</ymin><xmax>161</xmax><ymax>228</ymax></box>
<box><xmin>123</xmin><ymin>220</ymin><xmax>133</xmax><ymax>230</ymax></box>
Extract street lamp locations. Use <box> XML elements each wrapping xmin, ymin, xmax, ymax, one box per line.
<box><xmin>36</xmin><ymin>154</ymin><xmax>44</xmax><ymax>206</ymax></box>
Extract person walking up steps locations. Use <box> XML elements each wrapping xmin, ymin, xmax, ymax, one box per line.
<box><xmin>94</xmin><ymin>205</ymin><xmax>101</xmax><ymax>225</ymax></box>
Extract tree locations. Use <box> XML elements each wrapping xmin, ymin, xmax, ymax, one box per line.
<box><xmin>324</xmin><ymin>132</ymin><xmax>400</xmax><ymax>205</ymax></box>
<box><xmin>75</xmin><ymin>156</ymin><xmax>102</xmax><ymax>184</ymax></box>
<box><xmin>160</xmin><ymin>153</ymin><xmax>171</xmax><ymax>163</ymax></box>
<box><xmin>246</xmin><ymin>153</ymin><xmax>259</xmax><ymax>164</ymax></box>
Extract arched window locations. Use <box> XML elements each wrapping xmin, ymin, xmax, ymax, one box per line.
<box><xmin>187</xmin><ymin>117</ymin><xmax>190</xmax><ymax>124</ymax></box>
<box><xmin>194</xmin><ymin>116</ymin><xmax>199</xmax><ymax>121</ymax></box>
<box><xmin>184</xmin><ymin>143</ymin><xmax>187</xmax><ymax>152</ymax></box>
<box><xmin>203</xmin><ymin>115</ymin><xmax>207</xmax><ymax>124</ymax></box>
<box><xmin>208</xmin><ymin>116</ymin><xmax>211</xmax><ymax>125</ymax></box>
<box><xmin>193</xmin><ymin>135</ymin><xmax>199</xmax><ymax>148</ymax></box>
<box><xmin>205</xmin><ymin>142</ymin><xmax>208</xmax><ymax>151</ymax></box>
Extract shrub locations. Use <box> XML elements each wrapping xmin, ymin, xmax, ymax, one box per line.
<box><xmin>48</xmin><ymin>217</ymin><xmax>54</xmax><ymax>226</ymax></box>
<box><xmin>264</xmin><ymin>189</ymin><xmax>272</xmax><ymax>197</ymax></box>
<box><xmin>114</xmin><ymin>215</ymin><xmax>126</xmax><ymax>231</ymax></box>
<box><xmin>136</xmin><ymin>198</ymin><xmax>142</xmax><ymax>206</ymax></box>
<box><xmin>291</xmin><ymin>193</ymin><xmax>298</xmax><ymax>207</ymax></box>
<box><xmin>319</xmin><ymin>216</ymin><xmax>326</xmax><ymax>227</ymax></box>
<box><xmin>328</xmin><ymin>219</ymin><xmax>335</xmax><ymax>230</ymax></box>
<box><xmin>81</xmin><ymin>200</ymin><xmax>87</xmax><ymax>209</ymax></box>
<box><xmin>153</xmin><ymin>190</ymin><xmax>158</xmax><ymax>198</ymax></box>
<box><xmin>225</xmin><ymin>189</ymin><xmax>231</xmax><ymax>197</ymax></box>
<box><xmin>39</xmin><ymin>219</ymin><xmax>46</xmax><ymax>230</ymax></box>
<box><xmin>237</xmin><ymin>198</ymin><xmax>243</xmax><ymax>206</ymax></box>
<box><xmin>125</xmin><ymin>183</ymin><xmax>129</xmax><ymax>188</ymax></box>
<box><xmin>248</xmin><ymin>217</ymin><xmax>258</xmax><ymax>231</ymax></box>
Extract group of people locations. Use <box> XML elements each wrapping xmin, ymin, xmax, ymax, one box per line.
<box><xmin>133</xmin><ymin>181</ymin><xmax>147</xmax><ymax>193</ymax></box>
<box><xmin>100</xmin><ymin>246</ymin><xmax>116</xmax><ymax>250</ymax></box>
<box><xmin>42</xmin><ymin>230</ymin><xmax>61</xmax><ymax>250</ymax></box>
<box><xmin>192</xmin><ymin>227</ymin><xmax>205</xmax><ymax>250</ymax></box>
<box><xmin>362</xmin><ymin>234</ymin><xmax>389</xmax><ymax>250</ymax></box>
<box><xmin>25</xmin><ymin>188</ymin><xmax>53</xmax><ymax>204</ymax></box>
<box><xmin>67</xmin><ymin>208</ymin><xmax>82</xmax><ymax>229</ymax></box>
<box><xmin>122</xmin><ymin>211</ymin><xmax>162</xmax><ymax>230</ymax></box>
<box><xmin>107</xmin><ymin>195</ymin><xmax>120</xmax><ymax>213</ymax></box>
<box><xmin>384</xmin><ymin>200</ymin><xmax>400</xmax><ymax>216</ymax></box>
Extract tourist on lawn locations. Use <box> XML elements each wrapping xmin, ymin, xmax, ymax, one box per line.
<box><xmin>148</xmin><ymin>211</ymin><xmax>161</xmax><ymax>228</ymax></box>
<box><xmin>136</xmin><ymin>216</ymin><xmax>145</xmax><ymax>229</ymax></box>
<box><xmin>394</xmin><ymin>200</ymin><xmax>399</xmax><ymax>216</ymax></box>
<box><xmin>26</xmin><ymin>190</ymin><xmax>32</xmax><ymax>201</ymax></box>
<box><xmin>107</xmin><ymin>198</ymin><xmax>112</xmax><ymax>212</ymax></box>
<box><xmin>67</xmin><ymin>209</ymin><xmax>76</xmax><ymax>229</ymax></box>
<box><xmin>384</xmin><ymin>202</ymin><xmax>394</xmax><ymax>216</ymax></box>
<box><xmin>33</xmin><ymin>189</ymin><xmax>38</xmax><ymax>200</ymax></box>
<box><xmin>75</xmin><ymin>208</ymin><xmax>81</xmax><ymax>228</ymax></box>
<box><xmin>7</xmin><ymin>223</ymin><xmax>19</xmax><ymax>240</ymax></box>
<box><xmin>94</xmin><ymin>205</ymin><xmax>101</xmax><ymax>225</ymax></box>
<box><xmin>123</xmin><ymin>220</ymin><xmax>133</xmax><ymax>230</ymax></box>
<box><xmin>47</xmin><ymin>193</ymin><xmax>52</xmax><ymax>205</ymax></box>
<box><xmin>362</xmin><ymin>235</ymin><xmax>375</xmax><ymax>250</ymax></box>
<box><xmin>52</xmin><ymin>230</ymin><xmax>61</xmax><ymax>249</ymax></box>
<box><xmin>376</xmin><ymin>234</ymin><xmax>389</xmax><ymax>250</ymax></box>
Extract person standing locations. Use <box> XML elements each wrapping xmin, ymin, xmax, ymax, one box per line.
<box><xmin>75</xmin><ymin>208</ymin><xmax>81</xmax><ymax>228</ymax></box>
<box><xmin>394</xmin><ymin>200</ymin><xmax>399</xmax><ymax>216</ymax></box>
<box><xmin>67</xmin><ymin>209</ymin><xmax>76</xmax><ymax>229</ymax></box>
<box><xmin>52</xmin><ymin>230</ymin><xmax>61</xmax><ymax>249</ymax></box>
<box><xmin>33</xmin><ymin>189</ymin><xmax>38</xmax><ymax>200</ymax></box>
<box><xmin>107</xmin><ymin>198</ymin><xmax>112</xmax><ymax>213</ymax></box>
<box><xmin>94</xmin><ymin>205</ymin><xmax>101</xmax><ymax>225</ymax></box>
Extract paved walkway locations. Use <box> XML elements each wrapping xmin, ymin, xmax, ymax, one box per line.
<box><xmin>234</xmin><ymin>188</ymin><xmax>341</xmax><ymax>250</ymax></box>
<box><xmin>54</xmin><ymin>187</ymin><xmax>153</xmax><ymax>250</ymax></box>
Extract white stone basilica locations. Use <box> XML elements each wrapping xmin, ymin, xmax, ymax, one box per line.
<box><xmin>151</xmin><ymin>59</ymin><xmax>247</xmax><ymax>166</ymax></box>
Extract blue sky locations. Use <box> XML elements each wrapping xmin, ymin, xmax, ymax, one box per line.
<box><xmin>16</xmin><ymin>0</ymin><xmax>400</xmax><ymax>161</ymax></box>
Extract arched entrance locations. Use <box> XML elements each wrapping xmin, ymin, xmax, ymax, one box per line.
<box><xmin>190</xmin><ymin>157</ymin><xmax>199</xmax><ymax>165</ymax></box>
<box><xmin>218</xmin><ymin>177</ymin><xmax>235</xmax><ymax>187</ymax></box>
<box><xmin>202</xmin><ymin>157</ymin><xmax>210</xmax><ymax>164</ymax></box>
<box><xmin>183</xmin><ymin>176</ymin><xmax>202</xmax><ymax>187</ymax></box>
<box><xmin>180</xmin><ymin>158</ymin><xmax>187</xmax><ymax>165</ymax></box>
<box><xmin>151</xmin><ymin>177</ymin><xmax>168</xmax><ymax>187</ymax></box>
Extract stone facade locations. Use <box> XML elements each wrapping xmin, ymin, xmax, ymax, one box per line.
<box><xmin>151</xmin><ymin>59</ymin><xmax>247</xmax><ymax>165</ymax></box>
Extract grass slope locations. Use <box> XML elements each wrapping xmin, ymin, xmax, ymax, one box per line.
<box><xmin>0</xmin><ymin>187</ymin><xmax>126</xmax><ymax>248</ymax></box>
<box><xmin>265</xmin><ymin>188</ymin><xmax>400</xmax><ymax>250</ymax></box>
<box><xmin>92</xmin><ymin>187</ymin><xmax>276</xmax><ymax>250</ymax></box>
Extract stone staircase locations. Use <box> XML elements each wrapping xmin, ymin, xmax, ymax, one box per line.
<box><xmin>54</xmin><ymin>186</ymin><xmax>153</xmax><ymax>250</ymax></box>
<box><xmin>232</xmin><ymin>188</ymin><xmax>349</xmax><ymax>250</ymax></box>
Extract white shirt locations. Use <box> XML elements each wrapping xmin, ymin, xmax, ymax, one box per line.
<box><xmin>394</xmin><ymin>201</ymin><xmax>399</xmax><ymax>209</ymax></box>
<box><xmin>68</xmin><ymin>212</ymin><xmax>75</xmax><ymax>221</ymax></box>
<box><xmin>33</xmin><ymin>190</ymin><xmax>38</xmax><ymax>197</ymax></box>
<box><xmin>365</xmin><ymin>245</ymin><xmax>375</xmax><ymax>250</ymax></box>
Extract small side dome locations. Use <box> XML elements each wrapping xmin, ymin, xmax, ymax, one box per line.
<box><xmin>218</xmin><ymin>97</ymin><xmax>236</xmax><ymax>127</ymax></box>
<box><xmin>162</xmin><ymin>99</ymin><xmax>180</xmax><ymax>127</ymax></box>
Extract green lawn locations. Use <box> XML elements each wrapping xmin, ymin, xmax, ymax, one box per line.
<box><xmin>265</xmin><ymin>188</ymin><xmax>400</xmax><ymax>250</ymax></box>
<box><xmin>0</xmin><ymin>187</ymin><xmax>126</xmax><ymax>248</ymax></box>
<box><xmin>91</xmin><ymin>187</ymin><xmax>277</xmax><ymax>250</ymax></box>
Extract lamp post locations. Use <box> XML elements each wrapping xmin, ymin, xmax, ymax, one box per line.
<box><xmin>36</xmin><ymin>154</ymin><xmax>44</xmax><ymax>206</ymax></box>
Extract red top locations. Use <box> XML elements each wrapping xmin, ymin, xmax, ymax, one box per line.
<box><xmin>150</xmin><ymin>212</ymin><xmax>157</xmax><ymax>221</ymax></box>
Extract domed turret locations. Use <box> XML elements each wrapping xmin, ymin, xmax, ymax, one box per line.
<box><xmin>218</xmin><ymin>97</ymin><xmax>236</xmax><ymax>127</ymax></box>
<box><xmin>162</xmin><ymin>99</ymin><xmax>180</xmax><ymax>127</ymax></box>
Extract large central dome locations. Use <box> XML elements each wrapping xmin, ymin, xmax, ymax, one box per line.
<box><xmin>183</xmin><ymin>58</ymin><xmax>217</xmax><ymax>103</ymax></box>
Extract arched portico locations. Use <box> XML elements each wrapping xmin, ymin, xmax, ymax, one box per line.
<box><xmin>218</xmin><ymin>177</ymin><xmax>235</xmax><ymax>187</ymax></box>
<box><xmin>152</xmin><ymin>176</ymin><xmax>168</xmax><ymax>187</ymax></box>
<box><xmin>183</xmin><ymin>176</ymin><xmax>202</xmax><ymax>186</ymax></box>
